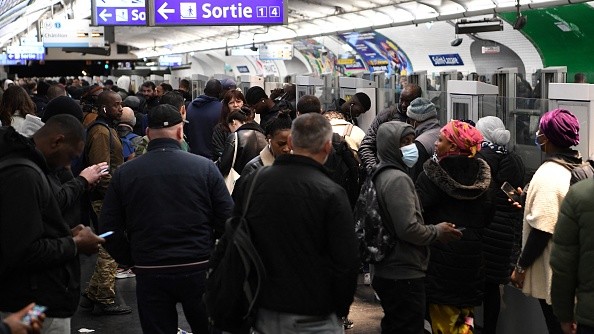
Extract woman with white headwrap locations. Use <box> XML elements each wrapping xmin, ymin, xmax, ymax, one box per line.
<box><xmin>475</xmin><ymin>116</ymin><xmax>525</xmax><ymax>334</ymax></box>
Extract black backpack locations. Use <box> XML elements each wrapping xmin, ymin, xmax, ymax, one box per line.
<box><xmin>204</xmin><ymin>167</ymin><xmax>267</xmax><ymax>332</ymax></box>
<box><xmin>569</xmin><ymin>160</ymin><xmax>594</xmax><ymax>185</ymax></box>
<box><xmin>324</xmin><ymin>131</ymin><xmax>362</xmax><ymax>208</ymax></box>
<box><xmin>353</xmin><ymin>167</ymin><xmax>396</xmax><ymax>264</ymax></box>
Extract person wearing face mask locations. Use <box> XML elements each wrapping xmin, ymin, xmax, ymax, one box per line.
<box><xmin>415</xmin><ymin>120</ymin><xmax>492</xmax><ymax>334</ymax></box>
<box><xmin>405</xmin><ymin>97</ymin><xmax>441</xmax><ymax>181</ymax></box>
<box><xmin>373</xmin><ymin>121</ymin><xmax>462</xmax><ymax>334</ymax></box>
<box><xmin>359</xmin><ymin>84</ymin><xmax>422</xmax><ymax>176</ymax></box>
<box><xmin>510</xmin><ymin>109</ymin><xmax>582</xmax><ymax>334</ymax></box>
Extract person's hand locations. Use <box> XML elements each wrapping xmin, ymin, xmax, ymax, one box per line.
<box><xmin>73</xmin><ymin>226</ymin><xmax>104</xmax><ymax>255</ymax></box>
<box><xmin>79</xmin><ymin>162</ymin><xmax>109</xmax><ymax>189</ymax></box>
<box><xmin>435</xmin><ymin>222</ymin><xmax>463</xmax><ymax>243</ymax></box>
<box><xmin>561</xmin><ymin>321</ymin><xmax>577</xmax><ymax>334</ymax></box>
<box><xmin>3</xmin><ymin>303</ymin><xmax>44</xmax><ymax>334</ymax></box>
<box><xmin>511</xmin><ymin>268</ymin><xmax>527</xmax><ymax>289</ymax></box>
<box><xmin>71</xmin><ymin>224</ymin><xmax>84</xmax><ymax>237</ymax></box>
<box><xmin>509</xmin><ymin>187</ymin><xmax>525</xmax><ymax>209</ymax></box>
<box><xmin>269</xmin><ymin>88</ymin><xmax>284</xmax><ymax>100</ymax></box>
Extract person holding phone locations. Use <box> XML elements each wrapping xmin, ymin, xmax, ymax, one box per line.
<box><xmin>510</xmin><ymin>109</ymin><xmax>583</xmax><ymax>334</ymax></box>
<box><xmin>475</xmin><ymin>116</ymin><xmax>525</xmax><ymax>334</ymax></box>
<box><xmin>415</xmin><ymin>120</ymin><xmax>492</xmax><ymax>334</ymax></box>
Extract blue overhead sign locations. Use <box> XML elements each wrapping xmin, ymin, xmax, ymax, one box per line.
<box><xmin>429</xmin><ymin>54</ymin><xmax>464</xmax><ymax>66</ymax></box>
<box><xmin>92</xmin><ymin>0</ymin><xmax>147</xmax><ymax>26</ymax></box>
<box><xmin>147</xmin><ymin>0</ymin><xmax>287</xmax><ymax>26</ymax></box>
<box><xmin>6</xmin><ymin>46</ymin><xmax>45</xmax><ymax>61</ymax></box>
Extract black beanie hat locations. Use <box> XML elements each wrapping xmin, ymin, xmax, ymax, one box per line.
<box><xmin>354</xmin><ymin>92</ymin><xmax>372</xmax><ymax>111</ymax></box>
<box><xmin>42</xmin><ymin>96</ymin><xmax>83</xmax><ymax>123</ymax></box>
<box><xmin>245</xmin><ymin>86</ymin><xmax>268</xmax><ymax>105</ymax></box>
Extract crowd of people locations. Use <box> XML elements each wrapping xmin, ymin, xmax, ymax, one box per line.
<box><xmin>0</xmin><ymin>75</ymin><xmax>592</xmax><ymax>334</ymax></box>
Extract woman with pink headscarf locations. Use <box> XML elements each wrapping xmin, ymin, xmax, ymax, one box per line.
<box><xmin>510</xmin><ymin>108</ymin><xmax>583</xmax><ymax>334</ymax></box>
<box><xmin>416</xmin><ymin>120</ymin><xmax>492</xmax><ymax>334</ymax></box>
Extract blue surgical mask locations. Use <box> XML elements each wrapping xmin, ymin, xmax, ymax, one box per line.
<box><xmin>400</xmin><ymin>143</ymin><xmax>419</xmax><ymax>168</ymax></box>
<box><xmin>535</xmin><ymin>130</ymin><xmax>545</xmax><ymax>147</ymax></box>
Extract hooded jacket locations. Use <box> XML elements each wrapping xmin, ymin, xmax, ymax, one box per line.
<box><xmin>373</xmin><ymin>121</ymin><xmax>439</xmax><ymax>280</ymax></box>
<box><xmin>185</xmin><ymin>95</ymin><xmax>222</xmax><ymax>160</ymax></box>
<box><xmin>416</xmin><ymin>155</ymin><xmax>492</xmax><ymax>306</ymax></box>
<box><xmin>0</xmin><ymin>127</ymin><xmax>80</xmax><ymax>317</ymax></box>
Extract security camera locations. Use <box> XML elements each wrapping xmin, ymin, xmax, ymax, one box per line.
<box><xmin>451</xmin><ymin>37</ymin><xmax>463</xmax><ymax>47</ymax></box>
<box><xmin>320</xmin><ymin>47</ymin><xmax>328</xmax><ymax>56</ymax></box>
<box><xmin>250</xmin><ymin>45</ymin><xmax>258</xmax><ymax>52</ymax></box>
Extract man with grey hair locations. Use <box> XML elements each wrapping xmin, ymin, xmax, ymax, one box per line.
<box><xmin>227</xmin><ymin>113</ymin><xmax>360</xmax><ymax>333</ymax></box>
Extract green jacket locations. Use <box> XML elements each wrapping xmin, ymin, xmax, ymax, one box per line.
<box><xmin>551</xmin><ymin>178</ymin><xmax>594</xmax><ymax>327</ymax></box>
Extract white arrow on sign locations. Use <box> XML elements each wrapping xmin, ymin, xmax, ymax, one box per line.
<box><xmin>158</xmin><ymin>2</ymin><xmax>175</xmax><ymax>20</ymax></box>
<box><xmin>99</xmin><ymin>9</ymin><xmax>113</xmax><ymax>22</ymax></box>
<box><xmin>7</xmin><ymin>54</ymin><xmax>14</xmax><ymax>59</ymax></box>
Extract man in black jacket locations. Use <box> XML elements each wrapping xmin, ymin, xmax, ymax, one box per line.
<box><xmin>231</xmin><ymin>113</ymin><xmax>360</xmax><ymax>333</ymax></box>
<box><xmin>0</xmin><ymin>115</ymin><xmax>103</xmax><ymax>333</ymax></box>
<box><xmin>100</xmin><ymin>104</ymin><xmax>233</xmax><ymax>334</ymax></box>
<box><xmin>359</xmin><ymin>84</ymin><xmax>422</xmax><ymax>175</ymax></box>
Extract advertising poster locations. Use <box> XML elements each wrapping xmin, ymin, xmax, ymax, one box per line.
<box><xmin>293</xmin><ymin>39</ymin><xmax>337</xmax><ymax>76</ymax></box>
<box><xmin>338</xmin><ymin>31</ymin><xmax>413</xmax><ymax>76</ymax></box>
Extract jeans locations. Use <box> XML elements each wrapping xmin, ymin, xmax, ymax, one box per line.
<box><xmin>136</xmin><ymin>269</ymin><xmax>208</xmax><ymax>334</ymax></box>
<box><xmin>372</xmin><ymin>276</ymin><xmax>425</xmax><ymax>334</ymax></box>
<box><xmin>254</xmin><ymin>308</ymin><xmax>343</xmax><ymax>334</ymax></box>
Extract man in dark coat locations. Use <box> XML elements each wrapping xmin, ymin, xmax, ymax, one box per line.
<box><xmin>100</xmin><ymin>104</ymin><xmax>233</xmax><ymax>333</ymax></box>
<box><xmin>0</xmin><ymin>115</ymin><xmax>103</xmax><ymax>332</ymax></box>
<box><xmin>185</xmin><ymin>79</ymin><xmax>223</xmax><ymax>160</ymax></box>
<box><xmin>220</xmin><ymin>113</ymin><xmax>360</xmax><ymax>333</ymax></box>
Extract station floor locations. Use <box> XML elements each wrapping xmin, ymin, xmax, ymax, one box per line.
<box><xmin>71</xmin><ymin>253</ymin><xmax>383</xmax><ymax>334</ymax></box>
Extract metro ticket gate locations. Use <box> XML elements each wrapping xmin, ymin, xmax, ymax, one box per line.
<box><xmin>296</xmin><ymin>75</ymin><xmax>324</xmax><ymax>100</ymax></box>
<box><xmin>408</xmin><ymin>70</ymin><xmax>428</xmax><ymax>98</ymax></box>
<box><xmin>446</xmin><ymin>80</ymin><xmax>498</xmax><ymax>122</ymax></box>
<box><xmin>549</xmin><ymin>83</ymin><xmax>594</xmax><ymax>159</ymax></box>
<box><xmin>238</xmin><ymin>75</ymin><xmax>264</xmax><ymax>97</ymax></box>
<box><xmin>190</xmin><ymin>74</ymin><xmax>209</xmax><ymax>100</ymax></box>
<box><xmin>338</xmin><ymin>77</ymin><xmax>377</xmax><ymax>132</ymax></box>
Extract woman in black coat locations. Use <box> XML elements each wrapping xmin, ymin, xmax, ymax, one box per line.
<box><xmin>476</xmin><ymin>116</ymin><xmax>525</xmax><ymax>334</ymax></box>
<box><xmin>217</xmin><ymin>108</ymin><xmax>267</xmax><ymax>178</ymax></box>
<box><xmin>415</xmin><ymin>120</ymin><xmax>492</xmax><ymax>334</ymax></box>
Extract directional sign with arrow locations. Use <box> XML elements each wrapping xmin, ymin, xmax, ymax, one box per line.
<box><xmin>92</xmin><ymin>0</ymin><xmax>146</xmax><ymax>26</ymax></box>
<box><xmin>99</xmin><ymin>9</ymin><xmax>113</xmax><ymax>22</ymax></box>
<box><xmin>157</xmin><ymin>2</ymin><xmax>175</xmax><ymax>20</ymax></box>
<box><xmin>147</xmin><ymin>0</ymin><xmax>287</xmax><ymax>26</ymax></box>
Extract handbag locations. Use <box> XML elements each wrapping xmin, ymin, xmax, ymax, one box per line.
<box><xmin>224</xmin><ymin>132</ymin><xmax>241</xmax><ymax>193</ymax></box>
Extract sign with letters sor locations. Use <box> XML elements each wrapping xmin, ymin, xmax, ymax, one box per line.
<box><xmin>92</xmin><ymin>0</ymin><xmax>147</xmax><ymax>26</ymax></box>
<box><xmin>147</xmin><ymin>0</ymin><xmax>287</xmax><ymax>26</ymax></box>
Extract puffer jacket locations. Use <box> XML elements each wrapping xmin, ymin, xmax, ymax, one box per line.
<box><xmin>416</xmin><ymin>156</ymin><xmax>492</xmax><ymax>306</ymax></box>
<box><xmin>477</xmin><ymin>146</ymin><xmax>525</xmax><ymax>284</ymax></box>
<box><xmin>551</xmin><ymin>178</ymin><xmax>594</xmax><ymax>328</ymax></box>
<box><xmin>358</xmin><ymin>105</ymin><xmax>406</xmax><ymax>175</ymax></box>
<box><xmin>217</xmin><ymin>122</ymin><xmax>267</xmax><ymax>177</ymax></box>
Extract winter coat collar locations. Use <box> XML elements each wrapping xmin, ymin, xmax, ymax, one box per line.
<box><xmin>423</xmin><ymin>156</ymin><xmax>491</xmax><ymax>200</ymax></box>
<box><xmin>147</xmin><ymin>138</ymin><xmax>182</xmax><ymax>151</ymax></box>
<box><xmin>274</xmin><ymin>154</ymin><xmax>330</xmax><ymax>176</ymax></box>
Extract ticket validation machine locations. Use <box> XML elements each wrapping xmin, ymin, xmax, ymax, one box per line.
<box><xmin>296</xmin><ymin>76</ymin><xmax>324</xmax><ymax>99</ymax></box>
<box><xmin>408</xmin><ymin>70</ymin><xmax>428</xmax><ymax>98</ymax></box>
<box><xmin>191</xmin><ymin>74</ymin><xmax>209</xmax><ymax>99</ymax></box>
<box><xmin>446</xmin><ymin>80</ymin><xmax>498</xmax><ymax>122</ymax></box>
<box><xmin>339</xmin><ymin>77</ymin><xmax>377</xmax><ymax>132</ymax></box>
<box><xmin>238</xmin><ymin>75</ymin><xmax>264</xmax><ymax>96</ymax></box>
<box><xmin>540</xmin><ymin>66</ymin><xmax>567</xmax><ymax>100</ymax></box>
<box><xmin>549</xmin><ymin>83</ymin><xmax>594</xmax><ymax>159</ymax></box>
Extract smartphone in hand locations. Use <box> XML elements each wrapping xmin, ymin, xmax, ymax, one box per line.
<box><xmin>501</xmin><ymin>181</ymin><xmax>521</xmax><ymax>203</ymax></box>
<box><xmin>21</xmin><ymin>305</ymin><xmax>46</xmax><ymax>325</ymax></box>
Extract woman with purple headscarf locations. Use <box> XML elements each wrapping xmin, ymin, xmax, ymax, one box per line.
<box><xmin>510</xmin><ymin>108</ymin><xmax>582</xmax><ymax>334</ymax></box>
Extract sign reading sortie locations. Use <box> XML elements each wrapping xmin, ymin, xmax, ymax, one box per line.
<box><xmin>147</xmin><ymin>0</ymin><xmax>287</xmax><ymax>26</ymax></box>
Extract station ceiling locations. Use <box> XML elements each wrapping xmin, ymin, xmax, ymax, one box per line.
<box><xmin>0</xmin><ymin>0</ymin><xmax>589</xmax><ymax>57</ymax></box>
